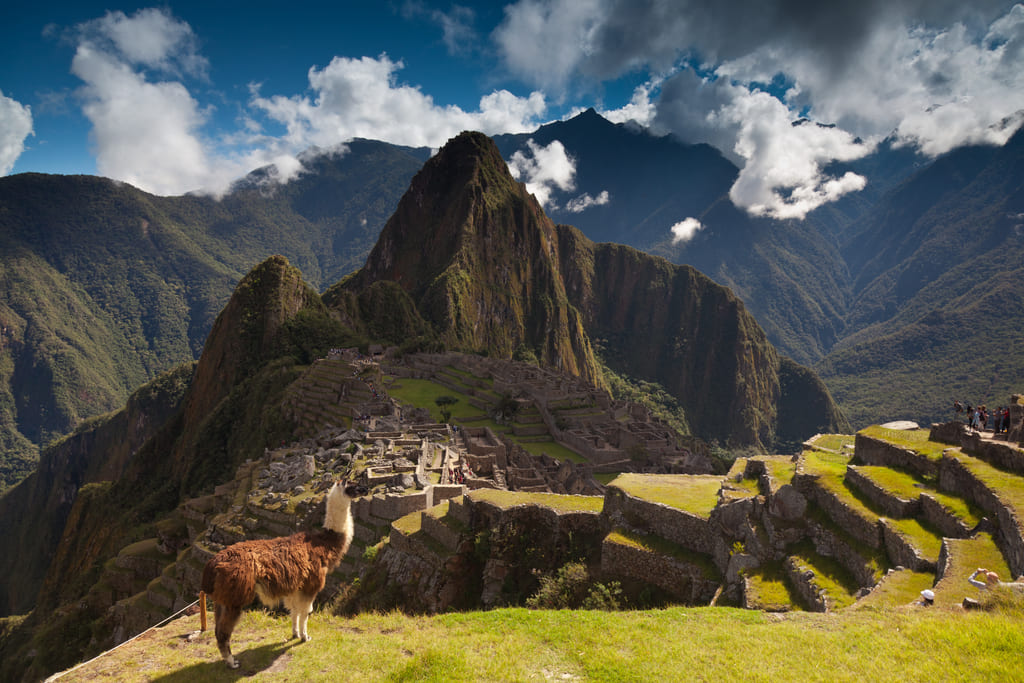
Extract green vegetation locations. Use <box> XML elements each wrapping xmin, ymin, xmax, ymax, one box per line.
<box><xmin>526</xmin><ymin>561</ymin><xmax>623</xmax><ymax>610</ymax></box>
<box><xmin>744</xmin><ymin>562</ymin><xmax>803</xmax><ymax>611</ymax></box>
<box><xmin>44</xmin><ymin>604</ymin><xmax>1024</xmax><ymax>681</ymax></box>
<box><xmin>857</xmin><ymin>426</ymin><xmax>949</xmax><ymax>461</ymax></box>
<box><xmin>855</xmin><ymin>465</ymin><xmax>983</xmax><ymax>527</ymax></box>
<box><xmin>596</xmin><ymin>358</ymin><xmax>690</xmax><ymax>436</ymax></box>
<box><xmin>789</xmin><ymin>542</ymin><xmax>861</xmax><ymax>609</ymax></box>
<box><xmin>610</xmin><ymin>473</ymin><xmax>721</xmax><ymax>518</ymax></box>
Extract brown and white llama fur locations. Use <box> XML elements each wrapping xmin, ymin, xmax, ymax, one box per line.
<box><xmin>200</xmin><ymin>479</ymin><xmax>366</xmax><ymax>668</ymax></box>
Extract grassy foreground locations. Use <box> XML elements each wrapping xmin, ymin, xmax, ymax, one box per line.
<box><xmin>54</xmin><ymin>604</ymin><xmax>1024</xmax><ymax>682</ymax></box>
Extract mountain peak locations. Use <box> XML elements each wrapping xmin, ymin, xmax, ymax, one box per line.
<box><xmin>346</xmin><ymin>131</ymin><xmax>603</xmax><ymax>385</ymax></box>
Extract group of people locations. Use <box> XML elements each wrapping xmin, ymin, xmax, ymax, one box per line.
<box><xmin>953</xmin><ymin>401</ymin><xmax>1012</xmax><ymax>434</ymax></box>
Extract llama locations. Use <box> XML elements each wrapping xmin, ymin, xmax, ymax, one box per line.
<box><xmin>200</xmin><ymin>479</ymin><xmax>367</xmax><ymax>668</ymax></box>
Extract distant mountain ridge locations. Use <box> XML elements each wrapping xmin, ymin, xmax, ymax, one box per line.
<box><xmin>0</xmin><ymin>140</ymin><xmax>428</xmax><ymax>486</ymax></box>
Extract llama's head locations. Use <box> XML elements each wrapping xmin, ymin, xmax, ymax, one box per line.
<box><xmin>323</xmin><ymin>479</ymin><xmax>369</xmax><ymax>532</ymax></box>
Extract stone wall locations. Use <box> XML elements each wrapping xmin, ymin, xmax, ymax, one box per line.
<box><xmin>846</xmin><ymin>466</ymin><xmax>920</xmax><ymax>518</ymax></box>
<box><xmin>795</xmin><ymin>473</ymin><xmax>881</xmax><ymax>549</ymax></box>
<box><xmin>807</xmin><ymin>523</ymin><xmax>877</xmax><ymax>588</ymax></box>
<box><xmin>785</xmin><ymin>556</ymin><xmax>828</xmax><ymax>612</ymax></box>
<box><xmin>854</xmin><ymin>434</ymin><xmax>937</xmax><ymax>477</ymax></box>
<box><xmin>919</xmin><ymin>493</ymin><xmax>971</xmax><ymax>539</ymax></box>
<box><xmin>603</xmin><ymin>487</ymin><xmax>715</xmax><ymax>555</ymax></box>
<box><xmin>1008</xmin><ymin>395</ymin><xmax>1024</xmax><ymax>445</ymax></box>
<box><xmin>600</xmin><ymin>536</ymin><xmax>719</xmax><ymax>604</ymax></box>
<box><xmin>879</xmin><ymin>519</ymin><xmax>935</xmax><ymax>572</ymax></box>
<box><xmin>938</xmin><ymin>455</ymin><xmax>1024</xmax><ymax>577</ymax></box>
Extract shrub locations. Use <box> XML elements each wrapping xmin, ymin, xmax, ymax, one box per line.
<box><xmin>526</xmin><ymin>562</ymin><xmax>623</xmax><ymax>610</ymax></box>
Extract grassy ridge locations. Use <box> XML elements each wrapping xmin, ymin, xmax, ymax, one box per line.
<box><xmin>54</xmin><ymin>605</ymin><xmax>1024</xmax><ymax>681</ymax></box>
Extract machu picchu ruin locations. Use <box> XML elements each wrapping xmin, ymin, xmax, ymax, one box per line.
<box><xmin>84</xmin><ymin>341</ymin><xmax>1024</xmax><ymax>644</ymax></box>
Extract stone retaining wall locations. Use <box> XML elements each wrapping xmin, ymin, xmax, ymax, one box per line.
<box><xmin>600</xmin><ymin>536</ymin><xmax>719</xmax><ymax>604</ymax></box>
<box><xmin>603</xmin><ymin>487</ymin><xmax>715</xmax><ymax>555</ymax></box>
<box><xmin>879</xmin><ymin>519</ymin><xmax>935</xmax><ymax>572</ymax></box>
<box><xmin>854</xmin><ymin>434</ymin><xmax>937</xmax><ymax>477</ymax></box>
<box><xmin>919</xmin><ymin>493</ymin><xmax>971</xmax><ymax>539</ymax></box>
<box><xmin>938</xmin><ymin>455</ymin><xmax>1024</xmax><ymax>577</ymax></box>
<box><xmin>846</xmin><ymin>466</ymin><xmax>920</xmax><ymax>518</ymax></box>
<box><xmin>785</xmin><ymin>556</ymin><xmax>828</xmax><ymax>612</ymax></box>
<box><xmin>795</xmin><ymin>473</ymin><xmax>881</xmax><ymax>549</ymax></box>
<box><xmin>807</xmin><ymin>523</ymin><xmax>877</xmax><ymax>588</ymax></box>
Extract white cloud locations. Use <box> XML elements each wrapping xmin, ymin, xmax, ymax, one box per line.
<box><xmin>496</xmin><ymin>0</ymin><xmax>1024</xmax><ymax>217</ymax></box>
<box><xmin>565</xmin><ymin>190</ymin><xmax>610</xmax><ymax>213</ymax></box>
<box><xmin>0</xmin><ymin>90</ymin><xmax>33</xmax><ymax>175</ymax></box>
<box><xmin>506</xmin><ymin>138</ymin><xmax>576</xmax><ymax>207</ymax></box>
<box><xmin>67</xmin><ymin>9</ymin><xmax>550</xmax><ymax>196</ymax></box>
<box><xmin>252</xmin><ymin>54</ymin><xmax>547</xmax><ymax>151</ymax></box>
<box><xmin>670</xmin><ymin>217</ymin><xmax>704</xmax><ymax>244</ymax></box>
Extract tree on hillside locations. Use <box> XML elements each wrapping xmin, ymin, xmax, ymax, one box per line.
<box><xmin>435</xmin><ymin>395</ymin><xmax>459</xmax><ymax>423</ymax></box>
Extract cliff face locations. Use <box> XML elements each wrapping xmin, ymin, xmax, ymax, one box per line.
<box><xmin>346</xmin><ymin>132</ymin><xmax>603</xmax><ymax>385</ymax></box>
<box><xmin>557</xmin><ymin>224</ymin><xmax>847</xmax><ymax>448</ymax></box>
<box><xmin>0</xmin><ymin>362</ymin><xmax>192</xmax><ymax>616</ymax></box>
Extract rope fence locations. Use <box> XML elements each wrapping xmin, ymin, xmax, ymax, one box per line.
<box><xmin>44</xmin><ymin>595</ymin><xmax>206</xmax><ymax>682</ymax></box>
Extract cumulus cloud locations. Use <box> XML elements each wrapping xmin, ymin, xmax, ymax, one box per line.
<box><xmin>495</xmin><ymin>0</ymin><xmax>1024</xmax><ymax>217</ymax></box>
<box><xmin>0</xmin><ymin>90</ymin><xmax>33</xmax><ymax>175</ymax></box>
<box><xmin>67</xmin><ymin>9</ymin><xmax>549</xmax><ymax>196</ymax></box>
<box><xmin>565</xmin><ymin>190</ymin><xmax>610</xmax><ymax>213</ymax></box>
<box><xmin>251</xmin><ymin>54</ymin><xmax>547</xmax><ymax>154</ymax></box>
<box><xmin>507</xmin><ymin>138</ymin><xmax>576</xmax><ymax>207</ymax></box>
<box><xmin>670</xmin><ymin>217</ymin><xmax>704</xmax><ymax>244</ymax></box>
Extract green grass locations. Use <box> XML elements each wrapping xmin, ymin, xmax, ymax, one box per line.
<box><xmin>790</xmin><ymin>543</ymin><xmax>861</xmax><ymax>610</ymax></box>
<box><xmin>885</xmin><ymin>517</ymin><xmax>944</xmax><ymax>563</ymax></box>
<box><xmin>52</xmin><ymin>604</ymin><xmax>1024</xmax><ymax>682</ymax></box>
<box><xmin>610</xmin><ymin>473</ymin><xmax>722</xmax><ymax>518</ymax></box>
<box><xmin>593</xmin><ymin>472</ymin><xmax>620</xmax><ymax>485</ymax></box>
<box><xmin>857</xmin><ymin>426</ymin><xmax>949</xmax><ymax>461</ymax></box>
<box><xmin>744</xmin><ymin>561</ymin><xmax>803</xmax><ymax>611</ymax></box>
<box><xmin>810</xmin><ymin>434</ymin><xmax>856</xmax><ymax>452</ymax></box>
<box><xmin>855</xmin><ymin>465</ymin><xmax>983</xmax><ymax>527</ymax></box>
<box><xmin>853</xmin><ymin>569</ymin><xmax>935</xmax><ymax>609</ymax></box>
<box><xmin>515</xmin><ymin>439</ymin><xmax>585</xmax><ymax>463</ymax></box>
<box><xmin>469</xmin><ymin>488</ymin><xmax>604</xmax><ymax>513</ymax></box>
<box><xmin>953</xmin><ymin>452</ymin><xmax>1024</xmax><ymax>521</ymax></box>
<box><xmin>386</xmin><ymin>378</ymin><xmax>586</xmax><ymax>463</ymax></box>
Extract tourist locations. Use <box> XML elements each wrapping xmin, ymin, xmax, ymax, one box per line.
<box><xmin>968</xmin><ymin>568</ymin><xmax>1024</xmax><ymax>591</ymax></box>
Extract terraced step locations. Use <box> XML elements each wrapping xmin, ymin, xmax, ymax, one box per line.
<box><xmin>847</xmin><ymin>465</ymin><xmax>982</xmax><ymax>537</ymax></box>
<box><xmin>932</xmin><ymin>533</ymin><xmax>1012</xmax><ymax>607</ymax></box>
<box><xmin>604</xmin><ymin>473</ymin><xmax>720</xmax><ymax>555</ymax></box>
<box><xmin>938</xmin><ymin>451</ymin><xmax>1024</xmax><ymax>577</ymax></box>
<box><xmin>742</xmin><ymin>561</ymin><xmax>803</xmax><ymax>612</ymax></box>
<box><xmin>854</xmin><ymin>568</ymin><xmax>935</xmax><ymax>609</ymax></box>
<box><xmin>601</xmin><ymin>528</ymin><xmax>720</xmax><ymax>604</ymax></box>
<box><xmin>787</xmin><ymin>542</ymin><xmax>861</xmax><ymax>612</ymax></box>
<box><xmin>796</xmin><ymin>450</ymin><xmax>883</xmax><ymax>549</ymax></box>
<box><xmin>854</xmin><ymin>426</ymin><xmax>946</xmax><ymax>477</ymax></box>
<box><xmin>419</xmin><ymin>500</ymin><xmax>469</xmax><ymax>552</ymax></box>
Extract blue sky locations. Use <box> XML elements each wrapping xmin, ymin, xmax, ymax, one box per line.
<box><xmin>3</xmin><ymin>1</ymin><xmax>1024</xmax><ymax>220</ymax></box>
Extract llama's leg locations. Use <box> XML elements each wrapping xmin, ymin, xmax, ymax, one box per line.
<box><xmin>286</xmin><ymin>593</ymin><xmax>301</xmax><ymax>643</ymax></box>
<box><xmin>214</xmin><ymin>603</ymin><xmax>242</xmax><ymax>669</ymax></box>
<box><xmin>297</xmin><ymin>595</ymin><xmax>315</xmax><ymax>642</ymax></box>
